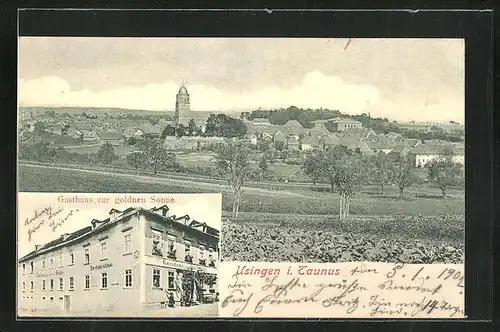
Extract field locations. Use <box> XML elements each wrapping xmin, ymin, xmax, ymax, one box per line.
<box><xmin>64</xmin><ymin>145</ymin><xmax>136</xmax><ymax>157</ymax></box>
<box><xmin>18</xmin><ymin>164</ymin><xmax>464</xmax><ymax>216</ymax></box>
<box><xmin>18</xmin><ymin>164</ymin><xmax>465</xmax><ymax>263</ymax></box>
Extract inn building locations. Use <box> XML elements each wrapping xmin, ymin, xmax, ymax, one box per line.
<box><xmin>18</xmin><ymin>205</ymin><xmax>219</xmax><ymax>314</ymax></box>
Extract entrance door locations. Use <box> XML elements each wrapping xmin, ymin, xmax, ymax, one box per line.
<box><xmin>64</xmin><ymin>295</ymin><xmax>70</xmax><ymax>311</ymax></box>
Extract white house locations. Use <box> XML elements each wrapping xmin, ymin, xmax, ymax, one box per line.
<box><xmin>410</xmin><ymin>144</ymin><xmax>465</xmax><ymax>167</ymax></box>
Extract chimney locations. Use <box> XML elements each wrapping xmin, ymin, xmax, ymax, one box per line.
<box><xmin>35</xmin><ymin>245</ymin><xmax>42</xmax><ymax>251</ymax></box>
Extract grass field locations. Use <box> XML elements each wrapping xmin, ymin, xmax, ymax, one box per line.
<box><xmin>19</xmin><ymin>164</ymin><xmax>464</xmax><ymax>216</ymax></box>
<box><xmin>64</xmin><ymin>145</ymin><xmax>136</xmax><ymax>157</ymax></box>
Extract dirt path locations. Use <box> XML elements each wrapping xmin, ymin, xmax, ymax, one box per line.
<box><xmin>21</xmin><ymin>163</ymin><xmax>308</xmax><ymax>198</ymax></box>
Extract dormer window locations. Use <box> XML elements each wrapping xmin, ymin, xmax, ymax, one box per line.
<box><xmin>109</xmin><ymin>208</ymin><xmax>121</xmax><ymax>222</ymax></box>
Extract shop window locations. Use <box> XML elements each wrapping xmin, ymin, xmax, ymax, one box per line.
<box><xmin>101</xmin><ymin>273</ymin><xmax>108</xmax><ymax>289</ymax></box>
<box><xmin>153</xmin><ymin>269</ymin><xmax>161</xmax><ymax>288</ymax></box>
<box><xmin>85</xmin><ymin>275</ymin><xmax>90</xmax><ymax>290</ymax></box>
<box><xmin>168</xmin><ymin>271</ymin><xmax>175</xmax><ymax>290</ymax></box>
<box><xmin>125</xmin><ymin>269</ymin><xmax>132</xmax><ymax>288</ymax></box>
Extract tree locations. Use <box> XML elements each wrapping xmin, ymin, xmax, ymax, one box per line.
<box><xmin>392</xmin><ymin>156</ymin><xmax>417</xmax><ymax>199</ymax></box>
<box><xmin>333</xmin><ymin>152</ymin><xmax>367</xmax><ymax>220</ymax></box>
<box><xmin>258</xmin><ymin>154</ymin><xmax>271</xmax><ymax>180</ymax></box>
<box><xmin>176</xmin><ymin>124</ymin><xmax>187</xmax><ymax>138</ymax></box>
<box><xmin>214</xmin><ymin>141</ymin><xmax>252</xmax><ymax>218</ymax></box>
<box><xmin>96</xmin><ymin>143</ymin><xmax>117</xmax><ymax>164</ymax></box>
<box><xmin>369</xmin><ymin>151</ymin><xmax>393</xmax><ymax>195</ymax></box>
<box><xmin>427</xmin><ymin>154</ymin><xmax>463</xmax><ymax>198</ymax></box>
<box><xmin>162</xmin><ymin>125</ymin><xmax>176</xmax><ymax>137</ymax></box>
<box><xmin>126</xmin><ymin>151</ymin><xmax>146</xmax><ymax>173</ymax></box>
<box><xmin>187</xmin><ymin>119</ymin><xmax>197</xmax><ymax>136</ymax></box>
<box><xmin>34</xmin><ymin>121</ymin><xmax>47</xmax><ymax>134</ymax></box>
<box><xmin>138</xmin><ymin>139</ymin><xmax>178</xmax><ymax>174</ymax></box>
<box><xmin>302</xmin><ymin>146</ymin><xmax>366</xmax><ymax>220</ymax></box>
<box><xmin>127</xmin><ymin>137</ymin><xmax>137</xmax><ymax>146</ymax></box>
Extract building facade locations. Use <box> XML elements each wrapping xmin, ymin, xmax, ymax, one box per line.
<box><xmin>329</xmin><ymin>118</ymin><xmax>363</xmax><ymax>132</ymax></box>
<box><xmin>174</xmin><ymin>85</ymin><xmax>190</xmax><ymax>126</ymax></box>
<box><xmin>18</xmin><ymin>205</ymin><xmax>219</xmax><ymax>314</ymax></box>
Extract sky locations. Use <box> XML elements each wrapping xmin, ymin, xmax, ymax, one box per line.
<box><xmin>18</xmin><ymin>37</ymin><xmax>464</xmax><ymax>123</ymax></box>
<box><xmin>17</xmin><ymin>193</ymin><xmax>222</xmax><ymax>258</ymax></box>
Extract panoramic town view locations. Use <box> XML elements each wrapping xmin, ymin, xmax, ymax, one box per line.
<box><xmin>18</xmin><ymin>37</ymin><xmax>465</xmax><ymax>265</ymax></box>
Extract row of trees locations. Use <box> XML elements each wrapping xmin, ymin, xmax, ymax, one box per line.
<box><xmin>211</xmin><ymin>141</ymin><xmax>464</xmax><ymax>221</ymax></box>
<box><xmin>302</xmin><ymin>147</ymin><xmax>464</xmax><ymax>220</ymax></box>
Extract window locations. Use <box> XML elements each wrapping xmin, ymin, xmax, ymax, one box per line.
<box><xmin>50</xmin><ymin>257</ymin><xmax>54</xmax><ymax>268</ymax></box>
<box><xmin>152</xmin><ymin>230</ymin><xmax>163</xmax><ymax>256</ymax></box>
<box><xmin>199</xmin><ymin>246</ymin><xmax>205</xmax><ymax>259</ymax></box>
<box><xmin>30</xmin><ymin>261</ymin><xmax>34</xmax><ymax>274</ymax></box>
<box><xmin>22</xmin><ymin>263</ymin><xmax>25</xmax><ymax>275</ymax></box>
<box><xmin>30</xmin><ymin>281</ymin><xmax>34</xmax><ymax>292</ymax></box>
<box><xmin>125</xmin><ymin>269</ymin><xmax>132</xmax><ymax>288</ymax></box>
<box><xmin>185</xmin><ymin>242</ymin><xmax>191</xmax><ymax>256</ymax></box>
<box><xmin>59</xmin><ymin>278</ymin><xmax>63</xmax><ymax>291</ymax></box>
<box><xmin>50</xmin><ymin>279</ymin><xmax>54</xmax><ymax>291</ymax></box>
<box><xmin>84</xmin><ymin>247</ymin><xmax>90</xmax><ymax>264</ymax></box>
<box><xmin>100</xmin><ymin>242</ymin><xmax>107</xmax><ymax>260</ymax></box>
<box><xmin>124</xmin><ymin>233</ymin><xmax>132</xmax><ymax>254</ymax></box>
<box><xmin>59</xmin><ymin>253</ymin><xmax>63</xmax><ymax>267</ymax></box>
<box><xmin>168</xmin><ymin>271</ymin><xmax>175</xmax><ymax>290</ymax></box>
<box><xmin>42</xmin><ymin>259</ymin><xmax>45</xmax><ymax>269</ymax></box>
<box><xmin>153</xmin><ymin>269</ymin><xmax>160</xmax><ymax>288</ymax></box>
<box><xmin>85</xmin><ymin>275</ymin><xmax>90</xmax><ymax>290</ymax></box>
<box><xmin>69</xmin><ymin>277</ymin><xmax>74</xmax><ymax>290</ymax></box>
<box><xmin>42</xmin><ymin>280</ymin><xmax>46</xmax><ymax>291</ymax></box>
<box><xmin>101</xmin><ymin>273</ymin><xmax>108</xmax><ymax>289</ymax></box>
<box><xmin>69</xmin><ymin>250</ymin><xmax>74</xmax><ymax>265</ymax></box>
<box><xmin>22</xmin><ymin>281</ymin><xmax>25</xmax><ymax>292</ymax></box>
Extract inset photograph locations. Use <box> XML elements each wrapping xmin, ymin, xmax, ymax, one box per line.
<box><xmin>17</xmin><ymin>193</ymin><xmax>220</xmax><ymax>317</ymax></box>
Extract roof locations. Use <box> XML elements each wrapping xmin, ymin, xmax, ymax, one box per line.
<box><xmin>19</xmin><ymin>206</ymin><xmax>219</xmax><ymax>263</ymax></box>
<box><xmin>139</xmin><ymin>126</ymin><xmax>162</xmax><ymax>135</ymax></box>
<box><xmin>178</xmin><ymin>85</ymin><xmax>188</xmax><ymax>94</ymax></box>
<box><xmin>390</xmin><ymin>145</ymin><xmax>410</xmax><ymax>154</ymax></box>
<box><xmin>253</xmin><ymin>118</ymin><xmax>271</xmax><ymax>124</ymax></box>
<box><xmin>97</xmin><ymin>131</ymin><xmax>123</xmax><ymax>140</ymax></box>
<box><xmin>284</xmin><ymin>120</ymin><xmax>303</xmax><ymax>128</ymax></box>
<box><xmin>80</xmin><ymin>130</ymin><xmax>97</xmax><ymax>138</ymax></box>
<box><xmin>331</xmin><ymin>118</ymin><xmax>362</xmax><ymax>124</ymax></box>
<box><xmin>410</xmin><ymin>144</ymin><xmax>464</xmax><ymax>155</ymax></box>
<box><xmin>273</xmin><ymin>131</ymin><xmax>286</xmax><ymax>141</ymax></box>
<box><xmin>366</xmin><ymin>141</ymin><xmax>396</xmax><ymax>149</ymax></box>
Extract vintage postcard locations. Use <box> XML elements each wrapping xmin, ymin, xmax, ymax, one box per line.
<box><xmin>17</xmin><ymin>193</ymin><xmax>221</xmax><ymax>317</ymax></box>
<box><xmin>17</xmin><ymin>37</ymin><xmax>464</xmax><ymax>318</ymax></box>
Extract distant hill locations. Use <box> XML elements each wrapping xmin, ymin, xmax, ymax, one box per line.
<box><xmin>19</xmin><ymin>106</ymin><xmax>239</xmax><ymax>119</ymax></box>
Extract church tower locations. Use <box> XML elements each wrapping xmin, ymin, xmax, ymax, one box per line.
<box><xmin>174</xmin><ymin>83</ymin><xmax>190</xmax><ymax>126</ymax></box>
